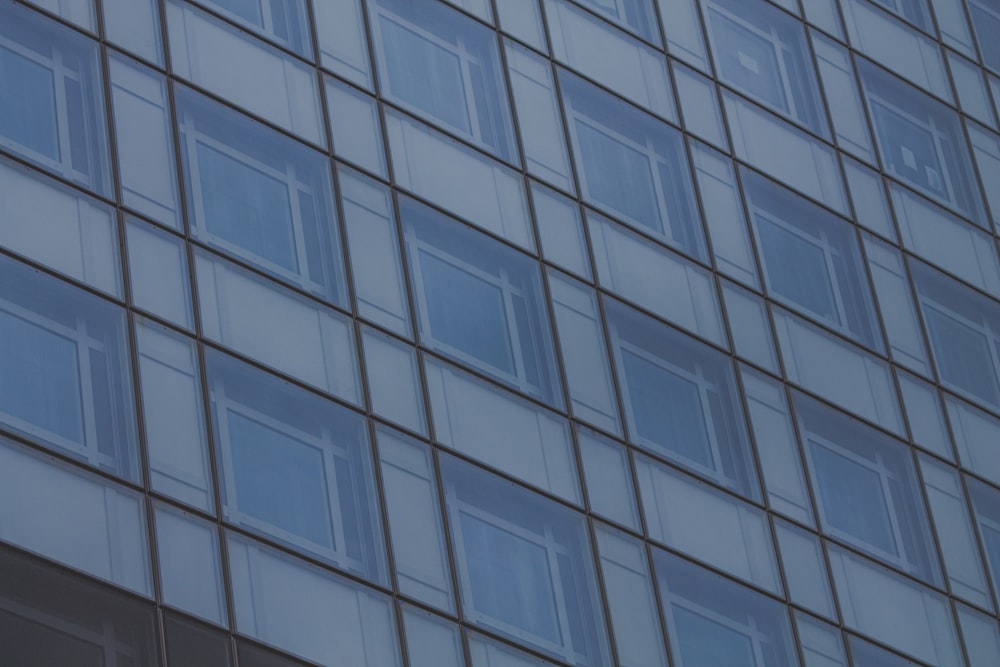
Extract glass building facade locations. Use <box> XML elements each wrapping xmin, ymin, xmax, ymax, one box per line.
<box><xmin>1</xmin><ymin>0</ymin><xmax>1000</xmax><ymax>664</ymax></box>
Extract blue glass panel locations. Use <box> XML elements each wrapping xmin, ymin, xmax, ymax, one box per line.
<box><xmin>674</xmin><ymin>606</ymin><xmax>756</xmax><ymax>667</ymax></box>
<box><xmin>0</xmin><ymin>46</ymin><xmax>59</xmax><ymax>161</ymax></box>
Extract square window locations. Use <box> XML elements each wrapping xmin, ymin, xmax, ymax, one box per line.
<box><xmin>441</xmin><ymin>455</ymin><xmax>610</xmax><ymax>666</ymax></box>
<box><xmin>207</xmin><ymin>351</ymin><xmax>386</xmax><ymax>582</ymax></box>
<box><xmin>401</xmin><ymin>198</ymin><xmax>562</xmax><ymax>406</ymax></box>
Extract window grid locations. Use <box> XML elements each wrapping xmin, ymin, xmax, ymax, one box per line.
<box><xmin>0</xmin><ymin>0</ymin><xmax>999</xmax><ymax>666</ymax></box>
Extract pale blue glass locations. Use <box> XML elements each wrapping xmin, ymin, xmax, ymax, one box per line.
<box><xmin>440</xmin><ymin>454</ymin><xmax>610</xmax><ymax>666</ymax></box>
<box><xmin>0</xmin><ymin>0</ymin><xmax>111</xmax><ymax>196</ymax></box>
<box><xmin>968</xmin><ymin>1</ymin><xmax>1000</xmax><ymax>73</ymax></box>
<box><xmin>176</xmin><ymin>87</ymin><xmax>347</xmax><ymax>306</ymax></box>
<box><xmin>200</xmin><ymin>0</ymin><xmax>312</xmax><ymax>56</ymax></box>
<box><xmin>401</xmin><ymin>197</ymin><xmax>562</xmax><ymax>406</ymax></box>
<box><xmin>206</xmin><ymin>349</ymin><xmax>386</xmax><ymax>583</ymax></box>
<box><xmin>606</xmin><ymin>297</ymin><xmax>760</xmax><ymax>498</ymax></box>
<box><xmin>559</xmin><ymin>70</ymin><xmax>707</xmax><ymax>261</ymax></box>
<box><xmin>370</xmin><ymin>0</ymin><xmax>517</xmax><ymax>161</ymax></box>
<box><xmin>0</xmin><ymin>255</ymin><xmax>138</xmax><ymax>482</ymax></box>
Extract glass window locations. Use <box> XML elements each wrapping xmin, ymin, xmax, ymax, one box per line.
<box><xmin>703</xmin><ymin>0</ymin><xmax>826</xmax><ymax>134</ymax></box>
<box><xmin>968</xmin><ymin>477</ymin><xmax>1000</xmax><ymax>605</ymax></box>
<box><xmin>743</xmin><ymin>169</ymin><xmax>881</xmax><ymax>350</ymax></box>
<box><xmin>968</xmin><ymin>0</ymin><xmax>1000</xmax><ymax>74</ymax></box>
<box><xmin>858</xmin><ymin>60</ymin><xmax>986</xmax><ymax>224</ymax></box>
<box><xmin>207</xmin><ymin>350</ymin><xmax>386</xmax><ymax>583</ymax></box>
<box><xmin>912</xmin><ymin>261</ymin><xmax>1000</xmax><ymax>410</ymax></box>
<box><xmin>369</xmin><ymin>0</ymin><xmax>517</xmax><ymax>162</ymax></box>
<box><xmin>0</xmin><ymin>0</ymin><xmax>111</xmax><ymax>196</ymax></box>
<box><xmin>868</xmin><ymin>0</ymin><xmax>933</xmax><ymax>29</ymax></box>
<box><xmin>401</xmin><ymin>197</ymin><xmax>562</xmax><ymax>406</ymax></box>
<box><xmin>176</xmin><ymin>88</ymin><xmax>346</xmax><ymax>306</ymax></box>
<box><xmin>606</xmin><ymin>297</ymin><xmax>760</xmax><ymax>498</ymax></box>
<box><xmin>0</xmin><ymin>255</ymin><xmax>138</xmax><ymax>481</ymax></box>
<box><xmin>441</xmin><ymin>455</ymin><xmax>610</xmax><ymax>666</ymax></box>
<box><xmin>575</xmin><ymin>0</ymin><xmax>658</xmax><ymax>42</ymax></box>
<box><xmin>794</xmin><ymin>393</ymin><xmax>941</xmax><ymax>582</ymax></box>
<box><xmin>654</xmin><ymin>548</ymin><xmax>799</xmax><ymax>667</ymax></box>
<box><xmin>198</xmin><ymin>0</ymin><xmax>312</xmax><ymax>56</ymax></box>
<box><xmin>560</xmin><ymin>70</ymin><xmax>707</xmax><ymax>261</ymax></box>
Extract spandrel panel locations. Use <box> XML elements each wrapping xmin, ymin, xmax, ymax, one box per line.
<box><xmin>561</xmin><ymin>71</ymin><xmax>706</xmax><ymax>261</ymax></box>
<box><xmin>377</xmin><ymin>428</ymin><xmax>453</xmax><ymax>611</ymax></box>
<box><xmin>593</xmin><ymin>524</ymin><xmax>668</xmax><ymax>667</ymax></box>
<box><xmin>403</xmin><ymin>606</ymin><xmax>465</xmax><ymax>667</ymax></box>
<box><xmin>315</xmin><ymin>0</ymin><xmax>373</xmax><ymax>88</ymax></box>
<box><xmin>723</xmin><ymin>92</ymin><xmax>848</xmax><ymax>215</ymax></box>
<box><xmin>498</xmin><ymin>0</ymin><xmax>547</xmax><ymax>52</ymax></box>
<box><xmin>949</xmin><ymin>51</ymin><xmax>995</xmax><ymax>126</ymax></box>
<box><xmin>196</xmin><ymin>0</ymin><xmax>312</xmax><ymax>57</ymax></box>
<box><xmin>636</xmin><ymin>454</ymin><xmax>780</xmax><ymax>592</ymax></box>
<box><xmin>176</xmin><ymin>87</ymin><xmax>348</xmax><ymax>306</ymax></box>
<box><xmin>0</xmin><ymin>255</ymin><xmax>139</xmax><ymax>481</ymax></box>
<box><xmin>21</xmin><ymin>0</ymin><xmax>95</xmax><ymax>30</ymax></box>
<box><xmin>0</xmin><ymin>434</ymin><xmax>150</xmax><ymax>595</ymax></box>
<box><xmin>385</xmin><ymin>109</ymin><xmax>534</xmax><ymax>250</ymax></box>
<box><xmin>326</xmin><ymin>80</ymin><xmax>387</xmax><ymax>179</ymax></box>
<box><xmin>194</xmin><ymin>250</ymin><xmax>361</xmax><ymax>405</ymax></box>
<box><xmin>506</xmin><ymin>41</ymin><xmax>573</xmax><ymax>193</ymax></box>
<box><xmin>968</xmin><ymin>124</ymin><xmax>1000</xmax><ymax>232</ymax></box>
<box><xmin>0</xmin><ymin>1</ymin><xmax>112</xmax><ymax>197</ymax></box>
<box><xmin>947</xmin><ymin>394</ymin><xmax>1000</xmax><ymax>487</ymax></box>
<box><xmin>792</xmin><ymin>392</ymin><xmax>942</xmax><ymax>585</ymax></box>
<box><xmin>126</xmin><ymin>218</ymin><xmax>194</xmax><ymax>330</ymax></box>
<box><xmin>843</xmin><ymin>157</ymin><xmax>896</xmax><ymax>241</ymax></box>
<box><xmin>104</xmin><ymin>0</ymin><xmax>164</xmax><ymax>67</ymax></box>
<box><xmin>841</xmin><ymin>0</ymin><xmax>949</xmax><ymax>100</ymax></box>
<box><xmin>369</xmin><ymin>0</ymin><xmax>517</xmax><ymax>163</ymax></box>
<box><xmin>588</xmin><ymin>211</ymin><xmax>724</xmax><ymax>346</ymax></box>
<box><xmin>545</xmin><ymin>0</ymin><xmax>676</xmax><ymax>120</ymax></box>
<box><xmin>440</xmin><ymin>454</ymin><xmax>611</xmax><ymax>666</ymax></box>
<box><xmin>858</xmin><ymin>59</ymin><xmax>987</xmax><ymax>227</ymax></box>
<box><xmin>827</xmin><ymin>544</ymin><xmax>963</xmax><ymax>667</ymax></box>
<box><xmin>891</xmin><ymin>183</ymin><xmax>1000</xmax><ymax>298</ymax></box>
<box><xmin>957</xmin><ymin>602</ymin><xmax>1000</xmax><ymax>667</ymax></box>
<box><xmin>774</xmin><ymin>519</ymin><xmax>836</xmax><ymax>619</ymax></box>
<box><xmin>674</xmin><ymin>64</ymin><xmax>727</xmax><ymax>149</ymax></box>
<box><xmin>608</xmin><ymin>297</ymin><xmax>760</xmax><ymax>499</ymax></box>
<box><xmin>931</xmin><ymin>0</ymin><xmax>977</xmax><ymax>56</ymax></box>
<box><xmin>401</xmin><ymin>197</ymin><xmax>561</xmax><ymax>406</ymax></box>
<box><xmin>154</xmin><ymin>502</ymin><xmax>227</xmax><ymax>627</ymax></box>
<box><xmin>206</xmin><ymin>348</ymin><xmax>387</xmax><ymax>583</ymax></box>
<box><xmin>657</xmin><ymin>0</ymin><xmax>709</xmax><ymax>71</ymax></box>
<box><xmin>425</xmin><ymin>357</ymin><xmax>581</xmax><ymax>504</ymax></box>
<box><xmin>802</xmin><ymin>0</ymin><xmax>844</xmax><ymax>40</ymax></box>
<box><xmin>228</xmin><ymin>533</ymin><xmax>401</xmax><ymax>667</ymax></box>
<box><xmin>702</xmin><ymin>0</ymin><xmax>828</xmax><ymax>135</ymax></box>
<box><xmin>653</xmin><ymin>548</ymin><xmax>798</xmax><ymax>667</ymax></box>
<box><xmin>362</xmin><ymin>328</ymin><xmax>427</xmax><ymax>435</ymax></box>
<box><xmin>690</xmin><ymin>143</ymin><xmax>757</xmax><ymax>287</ymax></box>
<box><xmin>109</xmin><ymin>54</ymin><xmax>181</xmax><ymax>230</ymax></box>
<box><xmin>919</xmin><ymin>455</ymin><xmax>992</xmax><ymax>609</ymax></box>
<box><xmin>468</xmin><ymin>632</ymin><xmax>561</xmax><ymax>667</ymax></box>
<box><xmin>796</xmin><ymin>614</ymin><xmax>847</xmax><ymax>667</ymax></box>
<box><xmin>533</xmin><ymin>182</ymin><xmax>592</xmax><ymax>280</ymax></box>
<box><xmin>812</xmin><ymin>32</ymin><xmax>874</xmax><ymax>162</ymax></box>
<box><xmin>743</xmin><ymin>168</ymin><xmax>882</xmax><ymax>351</ymax></box>
<box><xmin>136</xmin><ymin>320</ymin><xmax>213</xmax><ymax>512</ymax></box>
<box><xmin>740</xmin><ymin>366</ymin><xmax>814</xmax><ymax>526</ymax></box>
<box><xmin>721</xmin><ymin>281</ymin><xmax>779</xmax><ymax>373</ymax></box>
<box><xmin>578</xmin><ymin>428</ymin><xmax>640</xmax><ymax>530</ymax></box>
<box><xmin>967</xmin><ymin>477</ymin><xmax>1000</xmax><ymax>606</ymax></box>
<box><xmin>897</xmin><ymin>371</ymin><xmax>952</xmax><ymax>460</ymax></box>
<box><xmin>340</xmin><ymin>167</ymin><xmax>410</xmax><ymax>336</ymax></box>
<box><xmin>548</xmin><ymin>271</ymin><xmax>621</xmax><ymax>434</ymax></box>
<box><xmin>0</xmin><ymin>155</ymin><xmax>121</xmax><ymax>296</ymax></box>
<box><xmin>772</xmin><ymin>308</ymin><xmax>904</xmax><ymax>435</ymax></box>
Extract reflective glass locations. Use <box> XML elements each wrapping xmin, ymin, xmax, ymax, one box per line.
<box><xmin>199</xmin><ymin>0</ymin><xmax>312</xmax><ymax>56</ymax></box>
<box><xmin>968</xmin><ymin>0</ymin><xmax>1000</xmax><ymax>73</ymax></box>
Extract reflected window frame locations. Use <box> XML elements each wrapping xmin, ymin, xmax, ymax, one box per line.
<box><xmin>369</xmin><ymin>0</ymin><xmax>517</xmax><ymax>162</ymax></box>
<box><xmin>176</xmin><ymin>88</ymin><xmax>347</xmax><ymax>306</ymax></box>
<box><xmin>208</xmin><ymin>352</ymin><xmax>385</xmax><ymax>581</ymax></box>
<box><xmin>559</xmin><ymin>70</ymin><xmax>707</xmax><ymax>261</ymax></box>
<box><xmin>196</xmin><ymin>0</ymin><xmax>312</xmax><ymax>56</ymax></box>
<box><xmin>606</xmin><ymin>298</ymin><xmax>760</xmax><ymax>499</ymax></box>
<box><xmin>574</xmin><ymin>0</ymin><xmax>658</xmax><ymax>42</ymax></box>
<box><xmin>0</xmin><ymin>2</ymin><xmax>111</xmax><ymax>195</ymax></box>
<box><xmin>442</xmin><ymin>457</ymin><xmax>609</xmax><ymax>665</ymax></box>
<box><xmin>401</xmin><ymin>198</ymin><xmax>562</xmax><ymax>406</ymax></box>
<box><xmin>702</xmin><ymin>0</ymin><xmax>826</xmax><ymax>134</ymax></box>
<box><xmin>869</xmin><ymin>0</ymin><xmax>933</xmax><ymax>31</ymax></box>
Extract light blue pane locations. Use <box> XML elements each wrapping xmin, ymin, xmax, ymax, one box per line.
<box><xmin>969</xmin><ymin>2</ymin><xmax>1000</xmax><ymax>73</ymax></box>
<box><xmin>421</xmin><ymin>250</ymin><xmax>515</xmax><ymax>375</ymax></box>
<box><xmin>0</xmin><ymin>310</ymin><xmax>84</xmax><ymax>444</ymax></box>
<box><xmin>581</xmin><ymin>0</ymin><xmax>658</xmax><ymax>41</ymax></box>
<box><xmin>461</xmin><ymin>511</ymin><xmax>562</xmax><ymax>644</ymax></box>
<box><xmin>229</xmin><ymin>412</ymin><xmax>335</xmax><ymax>549</ymax></box>
<box><xmin>197</xmin><ymin>143</ymin><xmax>298</xmax><ymax>274</ymax></box>
<box><xmin>811</xmin><ymin>442</ymin><xmax>898</xmax><ymax>556</ymax></box>
<box><xmin>756</xmin><ymin>215</ymin><xmax>838</xmax><ymax>322</ymax></box>
<box><xmin>621</xmin><ymin>349</ymin><xmax>713</xmax><ymax>469</ymax></box>
<box><xmin>710</xmin><ymin>11</ymin><xmax>787</xmax><ymax>112</ymax></box>
<box><xmin>0</xmin><ymin>46</ymin><xmax>59</xmax><ymax>161</ymax></box>
<box><xmin>674</xmin><ymin>606</ymin><xmax>756</xmax><ymax>667</ymax></box>
<box><xmin>924</xmin><ymin>306</ymin><xmax>1000</xmax><ymax>406</ymax></box>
